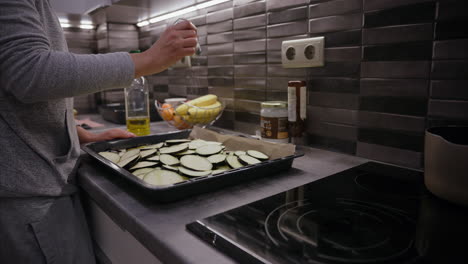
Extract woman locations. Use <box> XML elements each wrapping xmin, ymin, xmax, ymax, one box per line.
<box><xmin>0</xmin><ymin>0</ymin><xmax>198</xmax><ymax>263</ymax></box>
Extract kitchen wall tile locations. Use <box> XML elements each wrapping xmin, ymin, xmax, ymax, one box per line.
<box><xmin>234</xmin><ymin>39</ymin><xmax>266</xmax><ymax>53</ymax></box>
<box><xmin>362</xmin><ymin>23</ymin><xmax>433</xmax><ymax>45</ymax></box>
<box><xmin>168</xmin><ymin>85</ymin><xmax>187</xmax><ymax>97</ymax></box>
<box><xmin>433</xmin><ymin>39</ymin><xmax>468</xmax><ymax>59</ymax></box>
<box><xmin>307</xmin><ymin>134</ymin><xmax>357</xmax><ymax>154</ymax></box>
<box><xmin>357</xmin><ymin>142</ymin><xmax>422</xmax><ymax>169</ymax></box>
<box><xmin>427</xmin><ymin>117</ymin><xmax>468</xmax><ymax>129</ymax></box>
<box><xmin>437</xmin><ymin>0</ymin><xmax>468</xmax><ymax>20</ymax></box>
<box><xmin>428</xmin><ymin>100</ymin><xmax>468</xmax><ymax>119</ymax></box>
<box><xmin>234</xmin><ymin>1</ymin><xmax>265</xmax><ymax>18</ymax></box>
<box><xmin>310</xmin><ymin>29</ymin><xmax>362</xmax><ymax>47</ymax></box>
<box><xmin>360</xmin><ymin>79</ymin><xmax>428</xmax><ymax>97</ymax></box>
<box><xmin>234</xmin><ymin>0</ymin><xmax>261</xmax><ymax>6</ymax></box>
<box><xmin>235</xmin><ymin>65</ymin><xmax>266</xmax><ymax>77</ymax></box>
<box><xmin>207</xmin><ymin>20</ymin><xmax>233</xmax><ymax>34</ymax></box>
<box><xmin>308</xmin><ymin>78</ymin><xmax>360</xmax><ymax>94</ymax></box>
<box><xmin>207</xmin><ymin>8</ymin><xmax>233</xmax><ymax>24</ymax></box>
<box><xmin>208</xmin><ymin>66</ymin><xmax>234</xmax><ymax>76</ymax></box>
<box><xmin>190</xmin><ymin>15</ymin><xmax>206</xmax><ymax>26</ymax></box>
<box><xmin>208</xmin><ymin>85</ymin><xmax>234</xmax><ymax>98</ymax></box>
<box><xmin>364</xmin><ymin>42</ymin><xmax>433</xmax><ymax>61</ymax></box>
<box><xmin>309</xmin><ymin>13</ymin><xmax>362</xmax><ymax>34</ymax></box>
<box><xmin>268</xmin><ymin>6</ymin><xmax>307</xmax><ymax>25</ymax></box>
<box><xmin>234</xmin><ymin>121</ymin><xmax>259</xmax><ymax>134</ymax></box>
<box><xmin>267</xmin><ymin>34</ymin><xmax>308</xmax><ymax>51</ymax></box>
<box><xmin>234</xmin><ymin>27</ymin><xmax>266</xmax><ymax>41</ymax></box>
<box><xmin>307</xmin><ymin>122</ymin><xmax>358</xmax><ymax>141</ymax></box>
<box><xmin>268</xmin><ymin>65</ymin><xmax>307</xmax><ymax>77</ymax></box>
<box><xmin>267</xmin><ymin>21</ymin><xmax>308</xmax><ymax>38</ymax></box>
<box><xmin>362</xmin><ymin>127</ymin><xmax>428</xmax><ymax>153</ymax></box>
<box><xmin>198</xmin><ymin>35</ymin><xmax>207</xmax><ymax>45</ymax></box>
<box><xmin>363</xmin><ymin>0</ymin><xmax>433</xmax><ymax>12</ymax></box>
<box><xmin>266</xmin><ymin>0</ymin><xmax>308</xmax><ymax>11</ymax></box>
<box><xmin>266</xmin><ymin>90</ymin><xmax>287</xmax><ymax>101</ymax></box>
<box><xmin>308</xmin><ymin>62</ymin><xmax>361</xmax><ymax>78</ymax></box>
<box><xmin>364</xmin><ymin>2</ymin><xmax>435</xmax><ymax>28</ymax></box>
<box><xmin>234</xmin><ymin>14</ymin><xmax>266</xmax><ymax>30</ymax></box>
<box><xmin>430</xmin><ymin>80</ymin><xmax>468</xmax><ymax>100</ymax></box>
<box><xmin>234</xmin><ymin>99</ymin><xmax>262</xmax><ymax>113</ymax></box>
<box><xmin>206</xmin><ymin>1</ymin><xmax>233</xmax><ymax>13</ymax></box>
<box><xmin>266</xmin><ymin>51</ymin><xmax>281</xmax><ymax>63</ymax></box>
<box><xmin>234</xmin><ymin>88</ymin><xmax>266</xmax><ymax>100</ymax></box>
<box><xmin>435</xmin><ymin>19</ymin><xmax>468</xmax><ymax>40</ymax></box>
<box><xmin>207</xmin><ymin>42</ymin><xmax>234</xmax><ymax>55</ymax></box>
<box><xmin>266</xmin><ymin>77</ymin><xmax>291</xmax><ymax>91</ymax></box>
<box><xmin>234</xmin><ymin>78</ymin><xmax>266</xmax><ymax>89</ymax></box>
<box><xmin>360</xmin><ymin>96</ymin><xmax>427</xmax><ymax>116</ymax></box>
<box><xmin>431</xmin><ymin>60</ymin><xmax>468</xmax><ymax>79</ymax></box>
<box><xmin>208</xmin><ymin>77</ymin><xmax>234</xmax><ymax>87</ymax></box>
<box><xmin>234</xmin><ymin>53</ymin><xmax>266</xmax><ymax>64</ymax></box>
<box><xmin>325</xmin><ymin>47</ymin><xmax>362</xmax><ymax>62</ymax></box>
<box><xmin>361</xmin><ymin>61</ymin><xmax>430</xmax><ymax>78</ymax></box>
<box><xmin>309</xmin><ymin>92</ymin><xmax>359</xmax><ymax>110</ymax></box>
<box><xmin>307</xmin><ymin>106</ymin><xmax>358</xmax><ymax>125</ymax></box>
<box><xmin>359</xmin><ymin>111</ymin><xmax>426</xmax><ymax>132</ymax></box>
<box><xmin>207</xmin><ymin>32</ymin><xmax>234</xmax><ymax>44</ymax></box>
<box><xmin>309</xmin><ymin>0</ymin><xmax>362</xmax><ymax>19</ymax></box>
<box><xmin>208</xmin><ymin>55</ymin><xmax>234</xmax><ymax>65</ymax></box>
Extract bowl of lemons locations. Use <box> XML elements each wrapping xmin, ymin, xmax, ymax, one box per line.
<box><xmin>155</xmin><ymin>94</ymin><xmax>224</xmax><ymax>130</ymax></box>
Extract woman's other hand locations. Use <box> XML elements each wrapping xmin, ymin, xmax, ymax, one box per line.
<box><xmin>130</xmin><ymin>20</ymin><xmax>198</xmax><ymax>78</ymax></box>
<box><xmin>77</xmin><ymin>126</ymin><xmax>136</xmax><ymax>144</ymax></box>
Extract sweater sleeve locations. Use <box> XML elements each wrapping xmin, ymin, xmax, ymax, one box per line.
<box><xmin>0</xmin><ymin>0</ymin><xmax>135</xmax><ymax>103</ymax></box>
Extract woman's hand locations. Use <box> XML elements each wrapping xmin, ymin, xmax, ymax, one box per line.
<box><xmin>77</xmin><ymin>126</ymin><xmax>136</xmax><ymax>144</ymax></box>
<box><xmin>130</xmin><ymin>20</ymin><xmax>198</xmax><ymax>78</ymax></box>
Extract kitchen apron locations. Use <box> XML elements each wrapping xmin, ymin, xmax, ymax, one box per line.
<box><xmin>0</xmin><ymin>193</ymin><xmax>96</xmax><ymax>264</ymax></box>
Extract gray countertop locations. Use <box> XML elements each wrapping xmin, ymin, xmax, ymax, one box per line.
<box><xmin>77</xmin><ymin>115</ymin><xmax>368</xmax><ymax>264</ymax></box>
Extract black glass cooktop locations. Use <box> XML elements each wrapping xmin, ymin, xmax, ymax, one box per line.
<box><xmin>187</xmin><ymin>162</ymin><xmax>468</xmax><ymax>264</ymax></box>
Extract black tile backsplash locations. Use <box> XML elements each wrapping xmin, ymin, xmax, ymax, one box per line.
<box><xmin>364</xmin><ymin>2</ymin><xmax>435</xmax><ymax>28</ymax></box>
<box><xmin>136</xmin><ymin>0</ymin><xmax>467</xmax><ymax>169</ymax></box>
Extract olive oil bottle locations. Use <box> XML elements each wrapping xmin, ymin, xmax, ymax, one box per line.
<box><xmin>125</xmin><ymin>51</ymin><xmax>150</xmax><ymax>136</ymax></box>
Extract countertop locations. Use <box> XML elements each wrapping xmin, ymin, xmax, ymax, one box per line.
<box><xmin>77</xmin><ymin>115</ymin><xmax>368</xmax><ymax>264</ymax></box>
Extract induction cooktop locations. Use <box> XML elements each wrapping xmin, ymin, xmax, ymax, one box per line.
<box><xmin>187</xmin><ymin>162</ymin><xmax>468</xmax><ymax>264</ymax></box>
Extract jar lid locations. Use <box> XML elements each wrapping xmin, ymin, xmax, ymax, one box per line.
<box><xmin>261</xmin><ymin>101</ymin><xmax>287</xmax><ymax>108</ymax></box>
<box><xmin>288</xmin><ymin>80</ymin><xmax>306</xmax><ymax>87</ymax></box>
<box><xmin>164</xmin><ymin>98</ymin><xmax>187</xmax><ymax>105</ymax></box>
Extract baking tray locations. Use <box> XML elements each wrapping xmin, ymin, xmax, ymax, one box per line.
<box><xmin>82</xmin><ymin>130</ymin><xmax>303</xmax><ymax>202</ymax></box>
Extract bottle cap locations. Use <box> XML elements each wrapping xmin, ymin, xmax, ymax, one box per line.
<box><xmin>288</xmin><ymin>80</ymin><xmax>306</xmax><ymax>87</ymax></box>
<box><xmin>129</xmin><ymin>50</ymin><xmax>141</xmax><ymax>53</ymax></box>
<box><xmin>261</xmin><ymin>101</ymin><xmax>287</xmax><ymax>108</ymax></box>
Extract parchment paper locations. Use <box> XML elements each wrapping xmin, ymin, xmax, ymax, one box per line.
<box><xmin>189</xmin><ymin>127</ymin><xmax>296</xmax><ymax>160</ymax></box>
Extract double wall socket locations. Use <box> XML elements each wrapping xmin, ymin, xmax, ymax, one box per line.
<box><xmin>281</xmin><ymin>37</ymin><xmax>325</xmax><ymax>68</ymax></box>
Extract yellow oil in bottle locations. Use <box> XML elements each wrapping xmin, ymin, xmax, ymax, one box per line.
<box><xmin>126</xmin><ymin>116</ymin><xmax>150</xmax><ymax>136</ymax></box>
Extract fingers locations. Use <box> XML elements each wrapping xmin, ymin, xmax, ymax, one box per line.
<box><xmin>179</xmin><ymin>29</ymin><xmax>197</xmax><ymax>38</ymax></box>
<box><xmin>182</xmin><ymin>37</ymin><xmax>198</xmax><ymax>48</ymax></box>
<box><xmin>173</xmin><ymin>19</ymin><xmax>197</xmax><ymax>31</ymax></box>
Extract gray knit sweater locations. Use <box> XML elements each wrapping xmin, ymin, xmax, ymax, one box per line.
<box><xmin>0</xmin><ymin>0</ymin><xmax>135</xmax><ymax>197</ymax></box>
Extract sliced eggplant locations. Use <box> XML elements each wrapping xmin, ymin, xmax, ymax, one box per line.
<box><xmin>212</xmin><ymin>167</ymin><xmax>229</xmax><ymax>175</ymax></box>
<box><xmin>207</xmin><ymin>154</ymin><xmax>226</xmax><ymax>164</ymax></box>
<box><xmin>238</xmin><ymin>155</ymin><xmax>261</xmax><ymax>165</ymax></box>
<box><xmin>178</xmin><ymin>167</ymin><xmax>211</xmax><ymax>177</ymax></box>
<box><xmin>98</xmin><ymin>152</ymin><xmax>120</xmax><ymax>164</ymax></box>
<box><xmin>234</xmin><ymin>151</ymin><xmax>246</xmax><ymax>157</ymax></box>
<box><xmin>180</xmin><ymin>155</ymin><xmax>213</xmax><ymax>171</ymax></box>
<box><xmin>140</xmin><ymin>149</ymin><xmax>157</xmax><ymax>159</ymax></box>
<box><xmin>247</xmin><ymin>150</ymin><xmax>269</xmax><ymax>160</ymax></box>
<box><xmin>146</xmin><ymin>155</ymin><xmax>160</xmax><ymax>161</ymax></box>
<box><xmin>165</xmin><ymin>139</ymin><xmax>191</xmax><ymax>145</ymax></box>
<box><xmin>140</xmin><ymin>142</ymin><xmax>164</xmax><ymax>149</ymax></box>
<box><xmin>132</xmin><ymin>168</ymin><xmax>156</xmax><ymax>179</ymax></box>
<box><xmin>226</xmin><ymin>155</ymin><xmax>243</xmax><ymax>169</ymax></box>
<box><xmin>159</xmin><ymin>154</ymin><xmax>180</xmax><ymax>166</ymax></box>
<box><xmin>175</xmin><ymin>150</ymin><xmax>196</xmax><ymax>156</ymax></box>
<box><xmin>159</xmin><ymin>144</ymin><xmax>189</xmax><ymax>154</ymax></box>
<box><xmin>162</xmin><ymin>164</ymin><xmax>179</xmax><ymax>172</ymax></box>
<box><xmin>189</xmin><ymin>140</ymin><xmax>207</xmax><ymax>150</ymax></box>
<box><xmin>130</xmin><ymin>161</ymin><xmax>158</xmax><ymax>171</ymax></box>
<box><xmin>143</xmin><ymin>170</ymin><xmax>187</xmax><ymax>186</ymax></box>
<box><xmin>196</xmin><ymin>144</ymin><xmax>223</xmax><ymax>156</ymax></box>
<box><xmin>117</xmin><ymin>154</ymin><xmax>140</xmax><ymax>168</ymax></box>
<box><xmin>204</xmin><ymin>141</ymin><xmax>223</xmax><ymax>146</ymax></box>
<box><xmin>121</xmin><ymin>149</ymin><xmax>140</xmax><ymax>161</ymax></box>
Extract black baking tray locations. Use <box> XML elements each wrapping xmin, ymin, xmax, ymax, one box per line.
<box><xmin>82</xmin><ymin>130</ymin><xmax>303</xmax><ymax>202</ymax></box>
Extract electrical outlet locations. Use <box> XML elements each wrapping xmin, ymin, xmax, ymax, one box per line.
<box><xmin>281</xmin><ymin>37</ymin><xmax>324</xmax><ymax>68</ymax></box>
<box><xmin>172</xmin><ymin>56</ymin><xmax>191</xmax><ymax>68</ymax></box>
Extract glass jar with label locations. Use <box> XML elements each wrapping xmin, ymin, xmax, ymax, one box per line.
<box><xmin>260</xmin><ymin>101</ymin><xmax>288</xmax><ymax>143</ymax></box>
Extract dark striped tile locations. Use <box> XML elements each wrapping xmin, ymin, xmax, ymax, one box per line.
<box><xmin>208</xmin><ymin>55</ymin><xmax>234</xmax><ymax>65</ymax></box>
<box><xmin>307</xmin><ymin>106</ymin><xmax>358</xmax><ymax>125</ymax></box>
<box><xmin>363</xmin><ymin>0</ymin><xmax>433</xmax><ymax>12</ymax></box>
<box><xmin>310</xmin><ymin>29</ymin><xmax>362</xmax><ymax>47</ymax></box>
<box><xmin>266</xmin><ymin>0</ymin><xmax>309</xmax><ymax>11</ymax></box>
<box><xmin>234</xmin><ymin>39</ymin><xmax>266</xmax><ymax>53</ymax></box>
<box><xmin>309</xmin><ymin>13</ymin><xmax>362</xmax><ymax>34</ymax></box>
<box><xmin>362</xmin><ymin>24</ymin><xmax>433</xmax><ymax>45</ymax></box>
<box><xmin>357</xmin><ymin>142</ymin><xmax>422</xmax><ymax>169</ymax></box>
<box><xmin>431</xmin><ymin>60</ymin><xmax>468</xmax><ymax>79</ymax></box>
<box><xmin>364</xmin><ymin>2</ymin><xmax>435</xmax><ymax>28</ymax></box>
<box><xmin>266</xmin><ymin>89</ymin><xmax>287</xmax><ymax>101</ymax></box>
<box><xmin>360</xmin><ymin>96</ymin><xmax>427</xmax><ymax>116</ymax></box>
<box><xmin>308</xmin><ymin>62</ymin><xmax>361</xmax><ymax>78</ymax></box>
<box><xmin>207</xmin><ymin>20</ymin><xmax>233</xmax><ymax>34</ymax></box>
<box><xmin>309</xmin><ymin>0</ymin><xmax>362</xmax><ymax>19</ymax></box>
<box><xmin>234</xmin><ymin>99</ymin><xmax>262</xmax><ymax>113</ymax></box>
<box><xmin>438</xmin><ymin>0</ymin><xmax>468</xmax><ymax>20</ymax></box>
<box><xmin>266</xmin><ymin>77</ymin><xmax>291</xmax><ymax>91</ymax></box>
<box><xmin>360</xmin><ymin>79</ymin><xmax>428</xmax><ymax>97</ymax></box>
<box><xmin>234</xmin><ymin>27</ymin><xmax>266</xmax><ymax>41</ymax></box>
<box><xmin>234</xmin><ymin>88</ymin><xmax>266</xmax><ymax>100</ymax></box>
<box><xmin>234</xmin><ymin>53</ymin><xmax>266</xmax><ymax>64</ymax></box>
<box><xmin>190</xmin><ymin>15</ymin><xmax>206</xmax><ymax>26</ymax></box>
<box><xmin>427</xmin><ymin>117</ymin><xmax>468</xmax><ymax>128</ymax></box>
<box><xmin>234</xmin><ymin>0</ymin><xmax>261</xmax><ymax>7</ymax></box>
<box><xmin>268</xmin><ymin>65</ymin><xmax>307</xmax><ymax>77</ymax></box>
<box><xmin>207</xmin><ymin>32</ymin><xmax>234</xmax><ymax>44</ymax></box>
<box><xmin>266</xmin><ymin>51</ymin><xmax>282</xmax><ymax>63</ymax></box>
<box><xmin>267</xmin><ymin>21</ymin><xmax>308</xmax><ymax>38</ymax></box>
<box><xmin>358</xmin><ymin>128</ymin><xmax>424</xmax><ymax>152</ymax></box>
<box><xmin>208</xmin><ymin>85</ymin><xmax>234</xmax><ymax>98</ymax></box>
<box><xmin>234</xmin><ymin>14</ymin><xmax>266</xmax><ymax>30</ymax></box>
<box><xmin>266</xmin><ymin>34</ymin><xmax>308</xmax><ymax>51</ymax></box>
<box><xmin>207</xmin><ymin>8</ymin><xmax>233</xmax><ymax>24</ymax></box>
<box><xmin>234</xmin><ymin>78</ymin><xmax>266</xmax><ymax>89</ymax></box>
<box><xmin>208</xmin><ymin>66</ymin><xmax>234</xmax><ymax>76</ymax></box>
<box><xmin>235</xmin><ymin>65</ymin><xmax>266</xmax><ymax>77</ymax></box>
<box><xmin>430</xmin><ymin>80</ymin><xmax>468</xmax><ymax>100</ymax></box>
<box><xmin>325</xmin><ymin>47</ymin><xmax>361</xmax><ymax>62</ymax></box>
<box><xmin>361</xmin><ymin>61</ymin><xmax>430</xmax><ymax>78</ymax></box>
<box><xmin>309</xmin><ymin>92</ymin><xmax>359</xmax><ymax>110</ymax></box>
<box><xmin>428</xmin><ymin>100</ymin><xmax>468</xmax><ymax>119</ymax></box>
<box><xmin>363</xmin><ymin>42</ymin><xmax>433</xmax><ymax>61</ymax></box>
<box><xmin>307</xmin><ymin>134</ymin><xmax>357</xmax><ymax>154</ymax></box>
<box><xmin>435</xmin><ymin>19</ymin><xmax>468</xmax><ymax>40</ymax></box>
<box><xmin>433</xmin><ymin>39</ymin><xmax>468</xmax><ymax>59</ymax></box>
<box><xmin>208</xmin><ymin>77</ymin><xmax>234</xmax><ymax>87</ymax></box>
<box><xmin>308</xmin><ymin>78</ymin><xmax>360</xmax><ymax>94</ymax></box>
<box><xmin>268</xmin><ymin>6</ymin><xmax>307</xmax><ymax>25</ymax></box>
<box><xmin>153</xmin><ymin>84</ymin><xmax>168</xmax><ymax>93</ymax></box>
<box><xmin>234</xmin><ymin>1</ymin><xmax>265</xmax><ymax>18</ymax></box>
<box><xmin>359</xmin><ymin>111</ymin><xmax>426</xmax><ymax>132</ymax></box>
<box><xmin>307</xmin><ymin>122</ymin><xmax>358</xmax><ymax>141</ymax></box>
<box><xmin>206</xmin><ymin>1</ymin><xmax>233</xmax><ymax>13</ymax></box>
<box><xmin>207</xmin><ymin>43</ymin><xmax>234</xmax><ymax>55</ymax></box>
